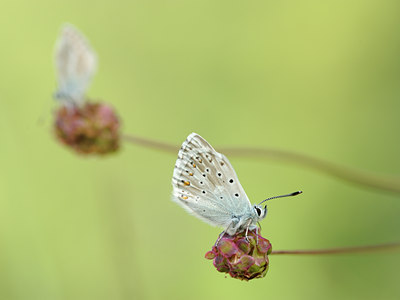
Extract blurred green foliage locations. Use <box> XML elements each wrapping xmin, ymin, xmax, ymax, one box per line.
<box><xmin>0</xmin><ymin>1</ymin><xmax>400</xmax><ymax>299</ymax></box>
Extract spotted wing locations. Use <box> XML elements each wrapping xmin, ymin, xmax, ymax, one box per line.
<box><xmin>54</xmin><ymin>24</ymin><xmax>97</xmax><ymax>105</ymax></box>
<box><xmin>172</xmin><ymin>133</ymin><xmax>252</xmax><ymax>229</ymax></box>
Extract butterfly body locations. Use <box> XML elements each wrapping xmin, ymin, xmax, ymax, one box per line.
<box><xmin>172</xmin><ymin>133</ymin><xmax>267</xmax><ymax>236</ymax></box>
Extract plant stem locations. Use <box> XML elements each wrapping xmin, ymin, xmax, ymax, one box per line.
<box><xmin>122</xmin><ymin>134</ymin><xmax>400</xmax><ymax>194</ymax></box>
<box><xmin>219</xmin><ymin>147</ymin><xmax>400</xmax><ymax>194</ymax></box>
<box><xmin>270</xmin><ymin>242</ymin><xmax>400</xmax><ymax>255</ymax></box>
<box><xmin>123</xmin><ymin>134</ymin><xmax>177</xmax><ymax>153</ymax></box>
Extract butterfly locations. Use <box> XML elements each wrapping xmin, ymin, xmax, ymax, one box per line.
<box><xmin>172</xmin><ymin>133</ymin><xmax>301</xmax><ymax>238</ymax></box>
<box><xmin>54</xmin><ymin>24</ymin><xmax>97</xmax><ymax>105</ymax></box>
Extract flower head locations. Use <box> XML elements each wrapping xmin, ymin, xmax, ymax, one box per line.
<box><xmin>205</xmin><ymin>229</ymin><xmax>272</xmax><ymax>281</ymax></box>
<box><xmin>54</xmin><ymin>102</ymin><xmax>120</xmax><ymax>155</ymax></box>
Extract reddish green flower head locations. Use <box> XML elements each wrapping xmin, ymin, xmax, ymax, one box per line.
<box><xmin>205</xmin><ymin>229</ymin><xmax>272</xmax><ymax>281</ymax></box>
<box><xmin>54</xmin><ymin>102</ymin><xmax>120</xmax><ymax>155</ymax></box>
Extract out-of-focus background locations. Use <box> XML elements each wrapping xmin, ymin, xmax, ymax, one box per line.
<box><xmin>1</xmin><ymin>1</ymin><xmax>400</xmax><ymax>299</ymax></box>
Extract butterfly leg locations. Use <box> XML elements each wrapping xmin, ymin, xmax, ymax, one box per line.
<box><xmin>215</xmin><ymin>222</ymin><xmax>233</xmax><ymax>246</ymax></box>
<box><xmin>215</xmin><ymin>231</ymin><xmax>225</xmax><ymax>246</ymax></box>
<box><xmin>244</xmin><ymin>219</ymin><xmax>253</xmax><ymax>243</ymax></box>
<box><xmin>256</xmin><ymin>222</ymin><xmax>262</xmax><ymax>244</ymax></box>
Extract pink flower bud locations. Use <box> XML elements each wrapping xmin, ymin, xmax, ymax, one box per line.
<box><xmin>54</xmin><ymin>102</ymin><xmax>120</xmax><ymax>155</ymax></box>
<box><xmin>205</xmin><ymin>229</ymin><xmax>272</xmax><ymax>281</ymax></box>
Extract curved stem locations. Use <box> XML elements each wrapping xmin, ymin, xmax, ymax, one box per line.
<box><xmin>122</xmin><ymin>134</ymin><xmax>177</xmax><ymax>153</ymax></box>
<box><xmin>271</xmin><ymin>242</ymin><xmax>400</xmax><ymax>255</ymax></box>
<box><xmin>122</xmin><ymin>134</ymin><xmax>400</xmax><ymax>194</ymax></box>
<box><xmin>219</xmin><ymin>147</ymin><xmax>400</xmax><ymax>194</ymax></box>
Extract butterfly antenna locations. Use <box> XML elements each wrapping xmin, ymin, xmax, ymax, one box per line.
<box><xmin>258</xmin><ymin>191</ymin><xmax>302</xmax><ymax>205</ymax></box>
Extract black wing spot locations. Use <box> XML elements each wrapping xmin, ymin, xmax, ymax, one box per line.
<box><xmin>234</xmin><ymin>193</ymin><xmax>239</xmax><ymax>197</ymax></box>
<box><xmin>206</xmin><ymin>168</ymin><xmax>210</xmax><ymax>173</ymax></box>
<box><xmin>202</xmin><ymin>190</ymin><xmax>206</xmax><ymax>194</ymax></box>
<box><xmin>202</xmin><ymin>174</ymin><xmax>206</xmax><ymax>177</ymax></box>
<box><xmin>217</xmin><ymin>172</ymin><xmax>222</xmax><ymax>177</ymax></box>
<box><xmin>229</xmin><ymin>179</ymin><xmax>234</xmax><ymax>183</ymax></box>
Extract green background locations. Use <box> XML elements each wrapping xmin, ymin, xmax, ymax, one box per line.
<box><xmin>1</xmin><ymin>1</ymin><xmax>400</xmax><ymax>299</ymax></box>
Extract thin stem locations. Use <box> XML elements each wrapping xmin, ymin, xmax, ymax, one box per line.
<box><xmin>122</xmin><ymin>134</ymin><xmax>177</xmax><ymax>154</ymax></box>
<box><xmin>219</xmin><ymin>147</ymin><xmax>400</xmax><ymax>194</ymax></box>
<box><xmin>271</xmin><ymin>242</ymin><xmax>400</xmax><ymax>255</ymax></box>
<box><xmin>122</xmin><ymin>134</ymin><xmax>400</xmax><ymax>194</ymax></box>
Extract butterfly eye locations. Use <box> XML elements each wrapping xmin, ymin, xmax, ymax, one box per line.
<box><xmin>255</xmin><ymin>207</ymin><xmax>262</xmax><ymax>216</ymax></box>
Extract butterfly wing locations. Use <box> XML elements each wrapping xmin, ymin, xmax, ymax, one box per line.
<box><xmin>54</xmin><ymin>24</ymin><xmax>97</xmax><ymax>105</ymax></box>
<box><xmin>172</xmin><ymin>133</ymin><xmax>253</xmax><ymax>230</ymax></box>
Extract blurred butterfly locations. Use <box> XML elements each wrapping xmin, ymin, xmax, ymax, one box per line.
<box><xmin>54</xmin><ymin>24</ymin><xmax>97</xmax><ymax>105</ymax></box>
<box><xmin>172</xmin><ymin>133</ymin><xmax>301</xmax><ymax>238</ymax></box>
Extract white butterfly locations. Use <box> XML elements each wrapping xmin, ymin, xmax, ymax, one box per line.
<box><xmin>172</xmin><ymin>133</ymin><xmax>301</xmax><ymax>238</ymax></box>
<box><xmin>54</xmin><ymin>24</ymin><xmax>97</xmax><ymax>105</ymax></box>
